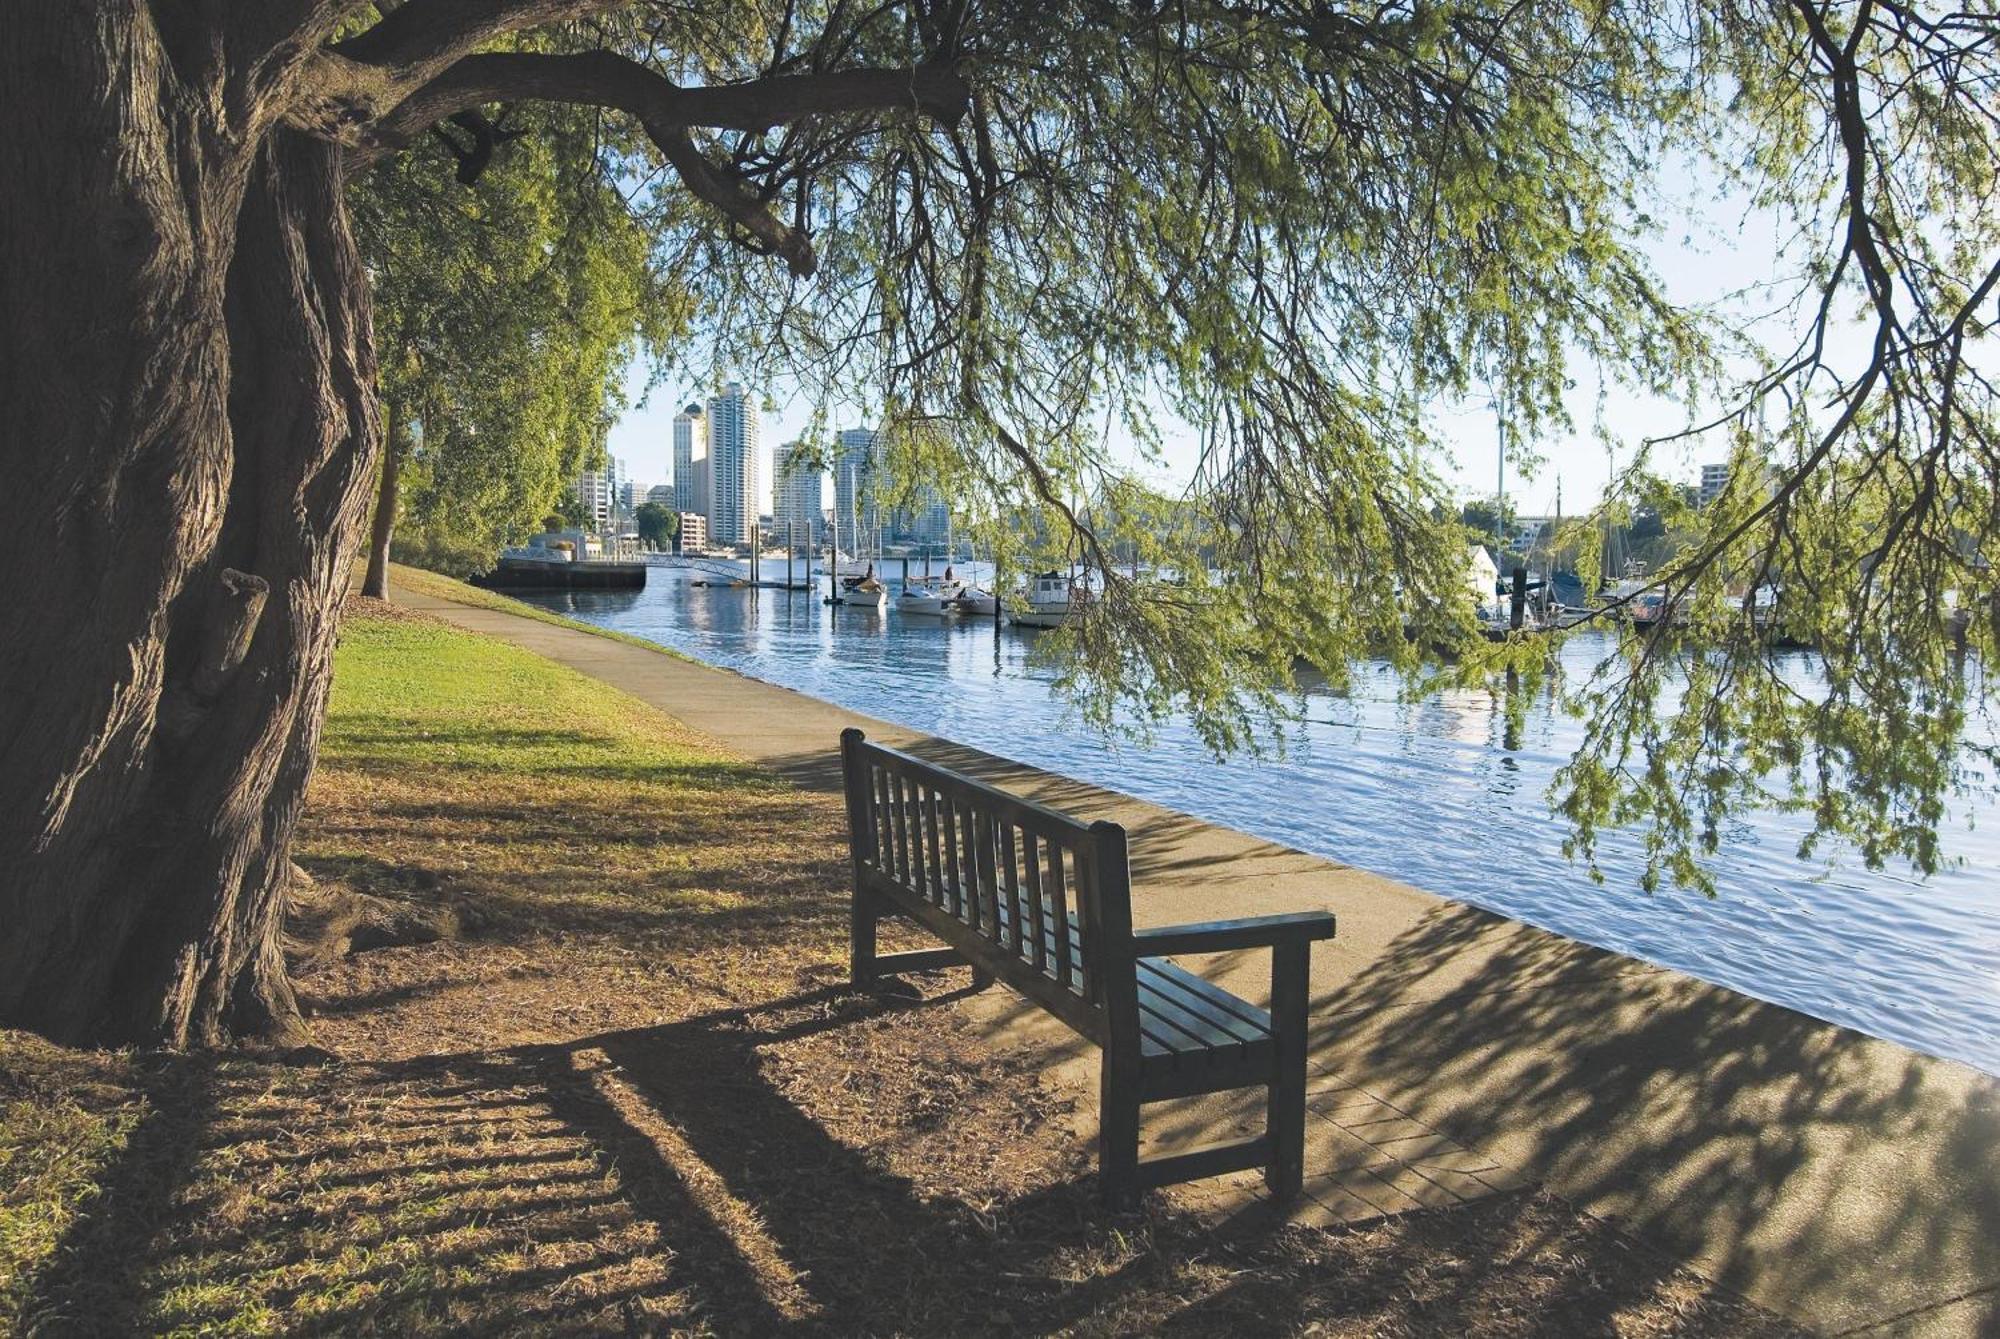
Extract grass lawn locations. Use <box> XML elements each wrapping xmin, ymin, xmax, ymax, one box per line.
<box><xmin>385</xmin><ymin>560</ymin><xmax>693</xmax><ymax>658</ymax></box>
<box><xmin>1</xmin><ymin>601</ymin><xmax>1808</xmax><ymax>1336</ymax></box>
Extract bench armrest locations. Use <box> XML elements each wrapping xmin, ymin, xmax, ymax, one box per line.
<box><xmin>1132</xmin><ymin>911</ymin><xmax>1336</xmax><ymax>956</ymax></box>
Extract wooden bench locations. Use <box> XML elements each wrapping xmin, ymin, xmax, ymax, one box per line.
<box><xmin>840</xmin><ymin>728</ymin><xmax>1336</xmax><ymax>1206</ymax></box>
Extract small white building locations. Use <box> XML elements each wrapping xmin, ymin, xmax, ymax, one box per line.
<box><xmin>677</xmin><ymin>511</ymin><xmax>709</xmax><ymax>553</ymax></box>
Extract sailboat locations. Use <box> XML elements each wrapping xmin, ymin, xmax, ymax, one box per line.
<box><xmin>837</xmin><ymin>561</ymin><xmax>888</xmax><ymax>609</ymax></box>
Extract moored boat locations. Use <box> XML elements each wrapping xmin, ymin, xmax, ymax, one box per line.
<box><xmin>952</xmin><ymin>585</ymin><xmax>999</xmax><ymax>616</ymax></box>
<box><xmin>897</xmin><ymin>566</ymin><xmax>966</xmax><ymax>616</ymax></box>
<box><xmin>1011</xmin><ymin>570</ymin><xmax>1088</xmax><ymax>627</ymax></box>
<box><xmin>837</xmin><ymin>562</ymin><xmax>889</xmax><ymax>608</ymax></box>
<box><xmin>896</xmin><ymin>580</ymin><xmax>963</xmax><ymax>616</ymax></box>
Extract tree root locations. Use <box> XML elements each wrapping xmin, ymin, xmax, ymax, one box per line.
<box><xmin>283</xmin><ymin>863</ymin><xmax>478</xmax><ymax>975</ymax></box>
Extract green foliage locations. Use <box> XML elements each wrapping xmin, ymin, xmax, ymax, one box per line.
<box><xmin>323</xmin><ymin>1</ymin><xmax>1999</xmax><ymax>892</ymax></box>
<box><xmin>588</xmin><ymin>1</ymin><xmax>1996</xmax><ymax>889</ymax></box>
<box><xmin>634</xmin><ymin>502</ymin><xmax>678</xmax><ymax>549</ymax></box>
<box><xmin>348</xmin><ymin>102</ymin><xmax>688</xmax><ymax>562</ymax></box>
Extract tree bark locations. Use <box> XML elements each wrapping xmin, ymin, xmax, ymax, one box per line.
<box><xmin>0</xmin><ymin>2</ymin><xmax>965</xmax><ymax>1052</ymax></box>
<box><xmin>0</xmin><ymin>6</ymin><xmax>381</xmax><ymax>1048</ymax></box>
<box><xmin>360</xmin><ymin>399</ymin><xmax>405</xmax><ymax>600</ymax></box>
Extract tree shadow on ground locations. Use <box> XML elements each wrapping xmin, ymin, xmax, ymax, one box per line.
<box><xmin>17</xmin><ymin>981</ymin><xmax>1807</xmax><ymax>1336</ymax></box>
<box><xmin>1286</xmin><ymin>897</ymin><xmax>2000</xmax><ymax>1335</ymax></box>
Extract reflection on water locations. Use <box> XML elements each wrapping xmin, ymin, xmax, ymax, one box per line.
<box><xmin>522</xmin><ymin>563</ymin><xmax>2000</xmax><ymax>1074</ymax></box>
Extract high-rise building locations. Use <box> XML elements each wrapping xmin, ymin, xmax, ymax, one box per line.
<box><xmin>834</xmin><ymin>427</ymin><xmax>880</xmax><ymax>550</ymax></box>
<box><xmin>645</xmin><ymin>484</ymin><xmax>676</xmax><ymax>509</ymax></box>
<box><xmin>1699</xmin><ymin>462</ymin><xmax>1730</xmax><ymax>507</ymax></box>
<box><xmin>574</xmin><ymin>468</ymin><xmax>615</xmax><ymax>530</ymax></box>
<box><xmin>893</xmin><ymin>485</ymin><xmax>951</xmax><ymax>547</ymax></box>
<box><xmin>673</xmin><ymin>403</ymin><xmax>708</xmax><ymax>519</ymax></box>
<box><xmin>773</xmin><ymin>441</ymin><xmax>825</xmax><ymax>548</ymax></box>
<box><xmin>706</xmin><ymin>382</ymin><xmax>760</xmax><ymax>547</ymax></box>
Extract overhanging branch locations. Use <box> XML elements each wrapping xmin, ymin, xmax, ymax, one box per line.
<box><xmin>350</xmin><ymin>50</ymin><xmax>971</xmax><ymax>277</ymax></box>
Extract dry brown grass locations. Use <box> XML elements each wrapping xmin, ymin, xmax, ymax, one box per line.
<box><xmin>0</xmin><ymin>604</ymin><xmax>1813</xmax><ymax>1336</ymax></box>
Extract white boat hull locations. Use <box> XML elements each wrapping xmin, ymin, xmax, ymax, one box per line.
<box><xmin>954</xmin><ymin>590</ymin><xmax>998</xmax><ymax>616</ymax></box>
<box><xmin>838</xmin><ymin>585</ymin><xmax>887</xmax><ymax>608</ymax></box>
<box><xmin>1011</xmin><ymin>604</ymin><xmax>1078</xmax><ymax>628</ymax></box>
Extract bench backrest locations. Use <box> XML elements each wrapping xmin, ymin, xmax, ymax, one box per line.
<box><xmin>840</xmin><ymin>728</ymin><xmax>1135</xmax><ymax>1043</ymax></box>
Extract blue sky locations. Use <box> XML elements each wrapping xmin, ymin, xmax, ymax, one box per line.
<box><xmin>607</xmin><ymin>167</ymin><xmax>1844</xmax><ymax>520</ymax></box>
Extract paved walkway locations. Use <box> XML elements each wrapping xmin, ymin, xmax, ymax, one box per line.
<box><xmin>397</xmin><ymin>581</ymin><xmax>2000</xmax><ymax>1337</ymax></box>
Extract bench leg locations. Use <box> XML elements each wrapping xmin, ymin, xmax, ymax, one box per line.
<box><xmin>1266</xmin><ymin>939</ymin><xmax>1309</xmax><ymax>1201</ymax></box>
<box><xmin>850</xmin><ymin>889</ymin><xmax>879</xmax><ymax>990</ymax></box>
<box><xmin>1099</xmin><ymin>1050</ymin><xmax>1142</xmax><ymax>1209</ymax></box>
<box><xmin>970</xmin><ymin>966</ymin><xmax>995</xmax><ymax>991</ymax></box>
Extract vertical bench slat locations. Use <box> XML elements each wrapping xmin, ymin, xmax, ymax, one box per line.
<box><xmin>916</xmin><ymin>783</ymin><xmax>932</xmax><ymax>907</ymax></box>
<box><xmin>1000</xmin><ymin>823</ymin><xmax>1024</xmax><ymax>959</ymax></box>
<box><xmin>932</xmin><ymin>787</ymin><xmax>948</xmax><ymax>911</ymax></box>
<box><xmin>956</xmin><ymin>803</ymin><xmax>980</xmax><ymax>927</ymax></box>
<box><xmin>1048</xmin><ymin>840</ymin><xmax>1074</xmax><ymax>991</ymax></box>
<box><xmin>900</xmin><ymin>771</ymin><xmax>916</xmax><ymax>887</ymax></box>
<box><xmin>873</xmin><ymin>765</ymin><xmax>894</xmax><ymax>877</ymax></box>
<box><xmin>940</xmin><ymin>790</ymin><xmax>963</xmax><ymax>918</ymax></box>
<box><xmin>958</xmin><ymin>796</ymin><xmax>980</xmax><ymax>930</ymax></box>
<box><xmin>975</xmin><ymin>810</ymin><xmax>1000</xmax><ymax>938</ymax></box>
<box><xmin>1024</xmin><ymin>831</ymin><xmax>1049</xmax><ymax>975</ymax></box>
<box><xmin>916</xmin><ymin>775</ymin><xmax>928</xmax><ymax>903</ymax></box>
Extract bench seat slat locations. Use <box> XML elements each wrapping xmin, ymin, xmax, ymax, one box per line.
<box><xmin>1135</xmin><ymin>983</ymin><xmax>1253</xmax><ymax>1060</ymax></box>
<box><xmin>1139</xmin><ymin>957</ymin><xmax>1273</xmax><ymax>1037</ymax></box>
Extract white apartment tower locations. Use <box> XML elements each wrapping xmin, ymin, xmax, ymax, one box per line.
<box><xmin>773</xmin><ymin>440</ymin><xmax>824</xmax><ymax>547</ymax></box>
<box><xmin>574</xmin><ymin>466</ymin><xmax>616</xmax><ymax>531</ymax></box>
<box><xmin>673</xmin><ymin>403</ymin><xmax>709</xmax><ymax>519</ymax></box>
<box><xmin>1699</xmin><ymin>462</ymin><xmax>1731</xmax><ymax>507</ymax></box>
<box><xmin>706</xmin><ymin>382</ymin><xmax>760</xmax><ymax>547</ymax></box>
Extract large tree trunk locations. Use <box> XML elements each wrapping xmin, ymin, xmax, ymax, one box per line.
<box><xmin>0</xmin><ymin>7</ymin><xmax>381</xmax><ymax>1048</ymax></box>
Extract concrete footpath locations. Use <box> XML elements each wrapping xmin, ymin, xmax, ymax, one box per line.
<box><xmin>398</xmin><ymin>583</ymin><xmax>2000</xmax><ymax>1337</ymax></box>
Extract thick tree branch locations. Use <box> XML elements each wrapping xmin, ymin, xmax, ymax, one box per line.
<box><xmin>332</xmin><ymin>0</ymin><xmax>617</xmax><ymax>74</ymax></box>
<box><xmin>360</xmin><ymin>50</ymin><xmax>969</xmax><ymax>151</ymax></box>
<box><xmin>349</xmin><ymin>50</ymin><xmax>970</xmax><ymax>276</ymax></box>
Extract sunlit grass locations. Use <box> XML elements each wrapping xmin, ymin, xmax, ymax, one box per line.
<box><xmin>385</xmin><ymin>561</ymin><xmax>689</xmax><ymax>659</ymax></box>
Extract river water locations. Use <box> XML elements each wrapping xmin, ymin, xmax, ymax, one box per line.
<box><xmin>518</xmin><ymin>561</ymin><xmax>2000</xmax><ymax>1075</ymax></box>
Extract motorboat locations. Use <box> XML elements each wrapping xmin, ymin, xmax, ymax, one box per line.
<box><xmin>1011</xmin><ymin>570</ymin><xmax>1088</xmax><ymax>628</ymax></box>
<box><xmin>496</xmin><ymin>542</ymin><xmax>574</xmax><ymax>570</ymax></box>
<box><xmin>1628</xmin><ymin>590</ymin><xmax>1678</xmax><ymax>630</ymax></box>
